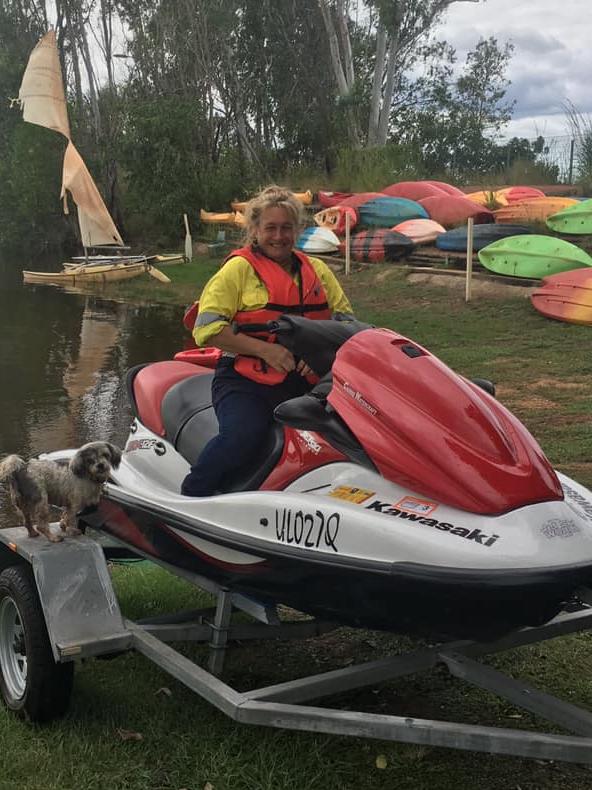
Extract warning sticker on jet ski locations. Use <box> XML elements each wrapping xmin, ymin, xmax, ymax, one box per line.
<box><xmin>562</xmin><ymin>482</ymin><xmax>592</xmax><ymax>523</ymax></box>
<box><xmin>395</xmin><ymin>496</ymin><xmax>438</xmax><ymax>516</ymax></box>
<box><xmin>329</xmin><ymin>486</ymin><xmax>374</xmax><ymax>504</ymax></box>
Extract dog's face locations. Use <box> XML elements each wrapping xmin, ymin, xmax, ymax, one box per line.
<box><xmin>70</xmin><ymin>442</ymin><xmax>121</xmax><ymax>484</ymax></box>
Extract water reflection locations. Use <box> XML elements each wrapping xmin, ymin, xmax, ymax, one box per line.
<box><xmin>0</xmin><ymin>254</ymin><xmax>189</xmax><ymax>525</ymax></box>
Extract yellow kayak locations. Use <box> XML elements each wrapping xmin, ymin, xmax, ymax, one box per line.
<box><xmin>199</xmin><ymin>209</ymin><xmax>245</xmax><ymax>227</ymax></box>
<box><xmin>231</xmin><ymin>190</ymin><xmax>313</xmax><ymax>212</ymax></box>
<box><xmin>465</xmin><ymin>190</ymin><xmax>508</xmax><ymax>207</ymax></box>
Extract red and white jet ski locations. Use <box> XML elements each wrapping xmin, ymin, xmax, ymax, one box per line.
<box><xmin>79</xmin><ymin>317</ymin><xmax>592</xmax><ymax>641</ymax></box>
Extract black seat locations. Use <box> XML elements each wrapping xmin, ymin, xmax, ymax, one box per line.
<box><xmin>161</xmin><ymin>373</ymin><xmax>285</xmax><ymax>493</ymax></box>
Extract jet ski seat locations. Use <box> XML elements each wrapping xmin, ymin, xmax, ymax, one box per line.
<box><xmin>160</xmin><ymin>369</ymin><xmax>285</xmax><ymax>493</ymax></box>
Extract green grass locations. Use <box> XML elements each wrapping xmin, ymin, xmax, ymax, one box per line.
<box><xmin>3</xmin><ymin>261</ymin><xmax>592</xmax><ymax>789</ymax></box>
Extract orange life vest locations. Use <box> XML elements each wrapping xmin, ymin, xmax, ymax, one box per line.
<box><xmin>229</xmin><ymin>246</ymin><xmax>331</xmax><ymax>385</ymax></box>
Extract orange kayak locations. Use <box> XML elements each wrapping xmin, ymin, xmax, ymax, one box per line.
<box><xmin>530</xmin><ymin>267</ymin><xmax>592</xmax><ymax>326</ymax></box>
<box><xmin>494</xmin><ymin>198</ymin><xmax>579</xmax><ymax>224</ymax></box>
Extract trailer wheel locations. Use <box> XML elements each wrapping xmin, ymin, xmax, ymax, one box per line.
<box><xmin>0</xmin><ymin>565</ymin><xmax>74</xmax><ymax>722</ymax></box>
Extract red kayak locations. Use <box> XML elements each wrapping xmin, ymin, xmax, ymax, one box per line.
<box><xmin>317</xmin><ymin>190</ymin><xmax>353</xmax><ymax>208</ymax></box>
<box><xmin>530</xmin><ymin>267</ymin><xmax>592</xmax><ymax>326</ymax></box>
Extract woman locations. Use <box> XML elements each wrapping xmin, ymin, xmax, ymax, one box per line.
<box><xmin>181</xmin><ymin>185</ymin><xmax>354</xmax><ymax>496</ymax></box>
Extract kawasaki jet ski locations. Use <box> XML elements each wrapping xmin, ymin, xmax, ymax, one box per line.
<box><xmin>80</xmin><ymin>317</ymin><xmax>592</xmax><ymax>641</ymax></box>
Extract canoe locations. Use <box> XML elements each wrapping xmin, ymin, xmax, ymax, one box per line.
<box><xmin>392</xmin><ymin>219</ymin><xmax>446</xmax><ymax>245</ymax></box>
<box><xmin>419</xmin><ymin>196</ymin><xmax>494</xmax><ymax>227</ymax></box>
<box><xmin>318</xmin><ymin>191</ymin><xmax>353</xmax><ymax>208</ymax></box>
<box><xmin>358</xmin><ymin>197</ymin><xmax>428</xmax><ymax>227</ymax></box>
<box><xmin>546</xmin><ymin>199</ymin><xmax>592</xmax><ymax>235</ymax></box>
<box><xmin>494</xmin><ymin>198</ymin><xmax>579</xmax><ymax>224</ymax></box>
<box><xmin>23</xmin><ymin>261</ymin><xmax>150</xmax><ymax>285</ymax></box>
<box><xmin>496</xmin><ymin>186</ymin><xmax>545</xmax><ymax>203</ymax></box>
<box><xmin>200</xmin><ymin>209</ymin><xmax>245</xmax><ymax>226</ymax></box>
<box><xmin>436</xmin><ymin>224</ymin><xmax>532</xmax><ymax>252</ymax></box>
<box><xmin>478</xmin><ymin>235</ymin><xmax>592</xmax><ymax>279</ymax></box>
<box><xmin>381</xmin><ymin>182</ymin><xmax>447</xmax><ymax>201</ymax></box>
<box><xmin>420</xmin><ymin>181</ymin><xmax>464</xmax><ymax>196</ymax></box>
<box><xmin>344</xmin><ymin>229</ymin><xmax>415</xmax><ymax>263</ymax></box>
<box><xmin>313</xmin><ymin>206</ymin><xmax>358</xmax><ymax>235</ymax></box>
<box><xmin>530</xmin><ymin>267</ymin><xmax>592</xmax><ymax>325</ymax></box>
<box><xmin>295</xmin><ymin>226</ymin><xmax>340</xmax><ymax>254</ymax></box>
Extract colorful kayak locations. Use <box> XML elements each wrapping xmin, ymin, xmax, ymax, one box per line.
<box><xmin>419</xmin><ymin>196</ymin><xmax>494</xmax><ymax>227</ymax></box>
<box><xmin>465</xmin><ymin>190</ymin><xmax>507</xmax><ymax>208</ymax></box>
<box><xmin>392</xmin><ymin>219</ymin><xmax>446</xmax><ymax>245</ymax></box>
<box><xmin>340</xmin><ymin>192</ymin><xmax>386</xmax><ymax>211</ymax></box>
<box><xmin>358</xmin><ymin>196</ymin><xmax>427</xmax><ymax>227</ymax></box>
<box><xmin>420</xmin><ymin>180</ymin><xmax>464</xmax><ymax>196</ymax></box>
<box><xmin>200</xmin><ymin>209</ymin><xmax>245</xmax><ymax>226</ymax></box>
<box><xmin>436</xmin><ymin>224</ymin><xmax>532</xmax><ymax>252</ymax></box>
<box><xmin>381</xmin><ymin>181</ymin><xmax>447</xmax><ymax>201</ymax></box>
<box><xmin>478</xmin><ymin>235</ymin><xmax>592</xmax><ymax>279</ymax></box>
<box><xmin>313</xmin><ymin>206</ymin><xmax>358</xmax><ymax>235</ymax></box>
<box><xmin>344</xmin><ymin>229</ymin><xmax>415</xmax><ymax>263</ymax></box>
<box><xmin>496</xmin><ymin>186</ymin><xmax>545</xmax><ymax>203</ymax></box>
<box><xmin>546</xmin><ymin>199</ymin><xmax>592</xmax><ymax>235</ymax></box>
<box><xmin>318</xmin><ymin>191</ymin><xmax>354</xmax><ymax>208</ymax></box>
<box><xmin>295</xmin><ymin>226</ymin><xmax>340</xmax><ymax>254</ymax></box>
<box><xmin>494</xmin><ymin>198</ymin><xmax>579</xmax><ymax>224</ymax></box>
<box><xmin>530</xmin><ymin>267</ymin><xmax>592</xmax><ymax>325</ymax></box>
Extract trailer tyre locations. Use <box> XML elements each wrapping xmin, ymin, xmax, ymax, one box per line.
<box><xmin>0</xmin><ymin>565</ymin><xmax>74</xmax><ymax>722</ymax></box>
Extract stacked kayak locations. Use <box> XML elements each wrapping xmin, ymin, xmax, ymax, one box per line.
<box><xmin>200</xmin><ymin>209</ymin><xmax>245</xmax><ymax>226</ymax></box>
<box><xmin>530</xmin><ymin>268</ymin><xmax>592</xmax><ymax>325</ymax></box>
<box><xmin>465</xmin><ymin>190</ymin><xmax>507</xmax><ymax>207</ymax></box>
<box><xmin>381</xmin><ymin>181</ymin><xmax>448</xmax><ymax>201</ymax></box>
<box><xmin>358</xmin><ymin>196</ymin><xmax>427</xmax><ymax>227</ymax></box>
<box><xmin>296</xmin><ymin>226</ymin><xmax>340</xmax><ymax>254</ymax></box>
<box><xmin>318</xmin><ymin>190</ymin><xmax>354</xmax><ymax>208</ymax></box>
<box><xmin>420</xmin><ymin>180</ymin><xmax>464</xmax><ymax>196</ymax></box>
<box><xmin>419</xmin><ymin>195</ymin><xmax>494</xmax><ymax>227</ymax></box>
<box><xmin>496</xmin><ymin>186</ymin><xmax>545</xmax><ymax>203</ymax></box>
<box><xmin>393</xmin><ymin>219</ymin><xmax>445</xmax><ymax>245</ymax></box>
<box><xmin>546</xmin><ymin>199</ymin><xmax>592</xmax><ymax>235</ymax></box>
<box><xmin>494</xmin><ymin>198</ymin><xmax>579</xmax><ymax>224</ymax></box>
<box><xmin>478</xmin><ymin>235</ymin><xmax>592</xmax><ymax>279</ymax></box>
<box><xmin>313</xmin><ymin>206</ymin><xmax>358</xmax><ymax>235</ymax></box>
<box><xmin>436</xmin><ymin>224</ymin><xmax>531</xmax><ymax>252</ymax></box>
<box><xmin>345</xmin><ymin>229</ymin><xmax>415</xmax><ymax>263</ymax></box>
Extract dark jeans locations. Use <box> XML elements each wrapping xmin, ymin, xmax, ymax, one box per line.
<box><xmin>180</xmin><ymin>359</ymin><xmax>309</xmax><ymax>496</ymax></box>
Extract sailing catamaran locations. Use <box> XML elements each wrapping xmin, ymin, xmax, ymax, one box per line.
<box><xmin>17</xmin><ymin>30</ymin><xmax>169</xmax><ymax>285</ymax></box>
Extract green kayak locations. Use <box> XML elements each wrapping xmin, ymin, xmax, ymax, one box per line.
<box><xmin>546</xmin><ymin>199</ymin><xmax>592</xmax><ymax>235</ymax></box>
<box><xmin>478</xmin><ymin>234</ymin><xmax>592</xmax><ymax>279</ymax></box>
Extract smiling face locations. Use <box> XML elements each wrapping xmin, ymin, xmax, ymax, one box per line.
<box><xmin>255</xmin><ymin>206</ymin><xmax>298</xmax><ymax>266</ymax></box>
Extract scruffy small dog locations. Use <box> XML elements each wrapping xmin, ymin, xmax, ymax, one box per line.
<box><xmin>0</xmin><ymin>442</ymin><xmax>121</xmax><ymax>542</ymax></box>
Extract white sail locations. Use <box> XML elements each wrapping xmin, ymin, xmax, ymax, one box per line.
<box><xmin>19</xmin><ymin>30</ymin><xmax>124</xmax><ymax>248</ymax></box>
<box><xmin>61</xmin><ymin>141</ymin><xmax>124</xmax><ymax>247</ymax></box>
<box><xmin>18</xmin><ymin>30</ymin><xmax>70</xmax><ymax>139</ymax></box>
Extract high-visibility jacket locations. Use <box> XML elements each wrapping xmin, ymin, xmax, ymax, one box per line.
<box><xmin>229</xmin><ymin>246</ymin><xmax>331</xmax><ymax>384</ymax></box>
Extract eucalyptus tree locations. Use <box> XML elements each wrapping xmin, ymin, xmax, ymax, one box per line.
<box><xmin>318</xmin><ymin>0</ymin><xmax>480</xmax><ymax>147</ymax></box>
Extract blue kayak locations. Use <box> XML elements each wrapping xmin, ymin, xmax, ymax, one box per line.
<box><xmin>358</xmin><ymin>197</ymin><xmax>428</xmax><ymax>228</ymax></box>
<box><xmin>436</xmin><ymin>224</ymin><xmax>532</xmax><ymax>252</ymax></box>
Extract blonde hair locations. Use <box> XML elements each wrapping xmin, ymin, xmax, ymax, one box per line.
<box><xmin>243</xmin><ymin>185</ymin><xmax>305</xmax><ymax>246</ymax></box>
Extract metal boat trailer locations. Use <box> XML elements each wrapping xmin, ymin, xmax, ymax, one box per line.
<box><xmin>2</xmin><ymin>526</ymin><xmax>592</xmax><ymax>764</ymax></box>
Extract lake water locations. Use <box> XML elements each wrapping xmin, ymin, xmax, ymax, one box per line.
<box><xmin>0</xmin><ymin>252</ymin><xmax>192</xmax><ymax>526</ymax></box>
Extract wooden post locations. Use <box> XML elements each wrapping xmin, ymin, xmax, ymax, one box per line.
<box><xmin>345</xmin><ymin>211</ymin><xmax>351</xmax><ymax>276</ymax></box>
<box><xmin>465</xmin><ymin>217</ymin><xmax>474</xmax><ymax>302</ymax></box>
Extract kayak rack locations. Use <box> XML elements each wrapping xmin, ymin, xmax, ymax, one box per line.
<box><xmin>2</xmin><ymin>526</ymin><xmax>592</xmax><ymax>765</ymax></box>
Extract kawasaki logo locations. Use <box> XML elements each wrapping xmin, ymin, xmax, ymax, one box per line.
<box><xmin>365</xmin><ymin>500</ymin><xmax>499</xmax><ymax>548</ymax></box>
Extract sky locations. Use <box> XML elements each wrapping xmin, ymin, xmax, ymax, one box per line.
<box><xmin>435</xmin><ymin>0</ymin><xmax>589</xmax><ymax>141</ymax></box>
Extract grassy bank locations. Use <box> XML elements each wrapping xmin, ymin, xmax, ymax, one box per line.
<box><xmin>2</xmin><ymin>259</ymin><xmax>592</xmax><ymax>790</ymax></box>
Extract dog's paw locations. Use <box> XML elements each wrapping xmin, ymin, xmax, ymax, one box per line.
<box><xmin>47</xmin><ymin>533</ymin><xmax>64</xmax><ymax>543</ymax></box>
<box><xmin>65</xmin><ymin>527</ymin><xmax>82</xmax><ymax>538</ymax></box>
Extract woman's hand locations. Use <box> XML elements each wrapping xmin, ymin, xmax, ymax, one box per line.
<box><xmin>260</xmin><ymin>343</ymin><xmax>296</xmax><ymax>374</ymax></box>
